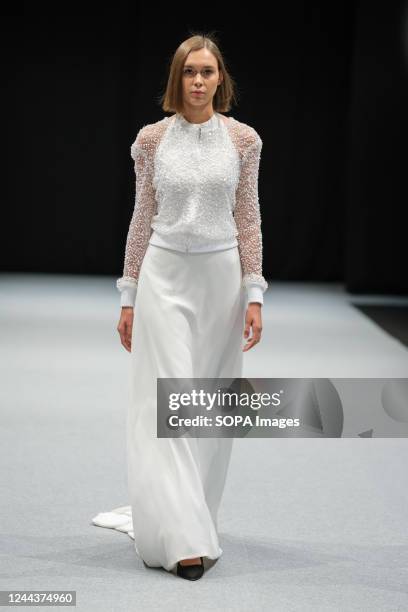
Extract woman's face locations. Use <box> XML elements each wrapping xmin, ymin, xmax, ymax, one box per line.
<box><xmin>181</xmin><ymin>48</ymin><xmax>223</xmax><ymax>112</ymax></box>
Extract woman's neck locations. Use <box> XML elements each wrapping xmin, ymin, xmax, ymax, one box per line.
<box><xmin>181</xmin><ymin>106</ymin><xmax>215</xmax><ymax>124</ymax></box>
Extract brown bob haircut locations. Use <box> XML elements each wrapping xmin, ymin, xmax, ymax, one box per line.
<box><xmin>159</xmin><ymin>33</ymin><xmax>238</xmax><ymax>114</ymax></box>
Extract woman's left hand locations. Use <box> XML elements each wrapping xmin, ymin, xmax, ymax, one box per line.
<box><xmin>243</xmin><ymin>303</ymin><xmax>263</xmax><ymax>352</ymax></box>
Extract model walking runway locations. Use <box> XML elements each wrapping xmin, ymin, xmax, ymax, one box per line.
<box><xmin>92</xmin><ymin>34</ymin><xmax>268</xmax><ymax>579</ymax></box>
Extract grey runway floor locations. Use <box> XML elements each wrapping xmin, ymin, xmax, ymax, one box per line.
<box><xmin>1</xmin><ymin>274</ymin><xmax>408</xmax><ymax>611</ymax></box>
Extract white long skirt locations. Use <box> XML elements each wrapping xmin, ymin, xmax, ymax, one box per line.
<box><xmin>92</xmin><ymin>243</ymin><xmax>246</xmax><ymax>572</ymax></box>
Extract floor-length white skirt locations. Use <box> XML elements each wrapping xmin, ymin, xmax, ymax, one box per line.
<box><xmin>92</xmin><ymin>243</ymin><xmax>246</xmax><ymax>572</ymax></box>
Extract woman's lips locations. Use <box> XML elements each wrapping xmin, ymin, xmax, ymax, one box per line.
<box><xmin>192</xmin><ymin>91</ymin><xmax>204</xmax><ymax>96</ymax></box>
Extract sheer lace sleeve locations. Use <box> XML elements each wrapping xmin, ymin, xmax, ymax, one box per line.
<box><xmin>116</xmin><ymin>127</ymin><xmax>157</xmax><ymax>307</ymax></box>
<box><xmin>234</xmin><ymin>128</ymin><xmax>268</xmax><ymax>305</ymax></box>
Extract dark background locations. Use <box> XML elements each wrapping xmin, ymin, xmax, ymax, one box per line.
<box><xmin>3</xmin><ymin>0</ymin><xmax>408</xmax><ymax>293</ymax></box>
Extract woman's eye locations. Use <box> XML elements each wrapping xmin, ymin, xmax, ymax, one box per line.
<box><xmin>183</xmin><ymin>68</ymin><xmax>214</xmax><ymax>76</ymax></box>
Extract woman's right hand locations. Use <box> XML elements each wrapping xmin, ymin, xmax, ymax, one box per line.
<box><xmin>117</xmin><ymin>307</ymin><xmax>134</xmax><ymax>352</ymax></box>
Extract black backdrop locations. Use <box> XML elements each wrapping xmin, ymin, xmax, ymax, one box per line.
<box><xmin>3</xmin><ymin>1</ymin><xmax>408</xmax><ymax>293</ymax></box>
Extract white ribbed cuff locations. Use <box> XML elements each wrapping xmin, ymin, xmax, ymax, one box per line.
<box><xmin>246</xmin><ymin>285</ymin><xmax>264</xmax><ymax>305</ymax></box>
<box><xmin>120</xmin><ymin>286</ymin><xmax>137</xmax><ymax>307</ymax></box>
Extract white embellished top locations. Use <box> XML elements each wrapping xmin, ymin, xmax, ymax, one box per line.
<box><xmin>117</xmin><ymin>111</ymin><xmax>268</xmax><ymax>307</ymax></box>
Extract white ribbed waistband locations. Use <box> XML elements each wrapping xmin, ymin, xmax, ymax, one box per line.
<box><xmin>148</xmin><ymin>230</ymin><xmax>238</xmax><ymax>253</ymax></box>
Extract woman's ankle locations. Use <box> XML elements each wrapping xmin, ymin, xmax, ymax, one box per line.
<box><xmin>179</xmin><ymin>557</ymin><xmax>202</xmax><ymax>566</ymax></box>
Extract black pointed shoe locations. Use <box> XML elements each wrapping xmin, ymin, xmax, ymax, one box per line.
<box><xmin>176</xmin><ymin>556</ymin><xmax>204</xmax><ymax>580</ymax></box>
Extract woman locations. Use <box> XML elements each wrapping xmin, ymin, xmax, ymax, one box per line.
<box><xmin>92</xmin><ymin>34</ymin><xmax>268</xmax><ymax>581</ymax></box>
